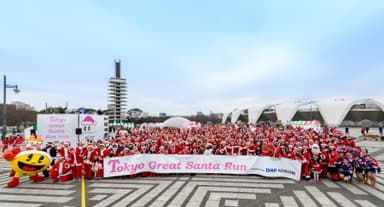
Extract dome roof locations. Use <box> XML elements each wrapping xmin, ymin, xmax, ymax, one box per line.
<box><xmin>162</xmin><ymin>117</ymin><xmax>190</xmax><ymax>128</ymax></box>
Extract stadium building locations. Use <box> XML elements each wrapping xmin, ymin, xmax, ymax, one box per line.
<box><xmin>223</xmin><ymin>98</ymin><xmax>384</xmax><ymax>128</ymax></box>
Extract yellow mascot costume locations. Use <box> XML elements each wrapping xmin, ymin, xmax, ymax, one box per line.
<box><xmin>2</xmin><ymin>148</ymin><xmax>51</xmax><ymax>187</ymax></box>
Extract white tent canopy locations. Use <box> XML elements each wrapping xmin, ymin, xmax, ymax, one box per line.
<box><xmin>162</xmin><ymin>117</ymin><xmax>201</xmax><ymax>129</ymax></box>
<box><xmin>248</xmin><ymin>106</ymin><xmax>268</xmax><ymax>124</ymax></box>
<box><xmin>226</xmin><ymin>98</ymin><xmax>384</xmax><ymax>127</ymax></box>
<box><xmin>231</xmin><ymin>110</ymin><xmax>242</xmax><ymax>124</ymax></box>
<box><xmin>275</xmin><ymin>101</ymin><xmax>312</xmax><ymax>124</ymax></box>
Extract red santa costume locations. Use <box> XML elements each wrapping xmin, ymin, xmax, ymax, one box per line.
<box><xmin>99</xmin><ymin>144</ymin><xmax>110</xmax><ymax>159</ymax></box>
<box><xmin>328</xmin><ymin>145</ymin><xmax>339</xmax><ymax>181</ymax></box>
<box><xmin>14</xmin><ymin>135</ymin><xmax>24</xmax><ymax>147</ymax></box>
<box><xmin>260</xmin><ymin>143</ymin><xmax>271</xmax><ymax>157</ymax></box>
<box><xmin>8</xmin><ymin>136</ymin><xmax>14</xmax><ymax>149</ymax></box>
<box><xmin>70</xmin><ymin>146</ymin><xmax>83</xmax><ymax>180</ymax></box>
<box><xmin>109</xmin><ymin>144</ymin><xmax>119</xmax><ymax>157</ymax></box>
<box><xmin>301</xmin><ymin>147</ymin><xmax>311</xmax><ymax>180</ymax></box>
<box><xmin>2</xmin><ymin>138</ymin><xmax>8</xmax><ymax>152</ymax></box>
<box><xmin>50</xmin><ymin>154</ymin><xmax>72</xmax><ymax>182</ymax></box>
<box><xmin>93</xmin><ymin>158</ymin><xmax>104</xmax><ymax>180</ymax></box>
<box><xmin>82</xmin><ymin>144</ymin><xmax>98</xmax><ymax>179</ymax></box>
<box><xmin>320</xmin><ymin>148</ymin><xmax>329</xmax><ymax>178</ymax></box>
<box><xmin>58</xmin><ymin>141</ymin><xmax>72</xmax><ymax>160</ymax></box>
<box><xmin>311</xmin><ymin>157</ymin><xmax>322</xmax><ymax>182</ymax></box>
<box><xmin>247</xmin><ymin>143</ymin><xmax>257</xmax><ymax>156</ymax></box>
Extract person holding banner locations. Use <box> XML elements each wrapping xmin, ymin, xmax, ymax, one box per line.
<box><xmin>93</xmin><ymin>157</ymin><xmax>103</xmax><ymax>180</ymax></box>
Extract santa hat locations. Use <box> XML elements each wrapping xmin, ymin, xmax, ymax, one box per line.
<box><xmin>87</xmin><ymin>144</ymin><xmax>95</xmax><ymax>149</ymax></box>
<box><xmin>329</xmin><ymin>144</ymin><xmax>336</xmax><ymax>149</ymax></box>
<box><xmin>64</xmin><ymin>141</ymin><xmax>70</xmax><ymax>146</ymax></box>
<box><xmin>320</xmin><ymin>142</ymin><xmax>327</xmax><ymax>147</ymax></box>
<box><xmin>57</xmin><ymin>154</ymin><xmax>65</xmax><ymax>159</ymax></box>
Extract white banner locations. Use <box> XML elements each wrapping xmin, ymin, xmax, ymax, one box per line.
<box><xmin>103</xmin><ymin>155</ymin><xmax>302</xmax><ymax>181</ymax></box>
<box><xmin>37</xmin><ymin>114</ymin><xmax>106</xmax><ymax>145</ymax></box>
<box><xmin>79</xmin><ymin>115</ymin><xmax>105</xmax><ymax>142</ymax></box>
<box><xmin>37</xmin><ymin>114</ymin><xmax>78</xmax><ymax>144</ymax></box>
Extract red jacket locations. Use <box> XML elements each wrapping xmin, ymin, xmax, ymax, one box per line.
<box><xmin>82</xmin><ymin>149</ymin><xmax>98</xmax><ymax>165</ymax></box>
<box><xmin>311</xmin><ymin>161</ymin><xmax>322</xmax><ymax>173</ymax></box>
<box><xmin>69</xmin><ymin>147</ymin><xmax>83</xmax><ymax>166</ymax></box>
<box><xmin>51</xmin><ymin>160</ymin><xmax>72</xmax><ymax>176</ymax></box>
<box><xmin>328</xmin><ymin>151</ymin><xmax>338</xmax><ymax>167</ymax></box>
<box><xmin>58</xmin><ymin>147</ymin><xmax>72</xmax><ymax>160</ymax></box>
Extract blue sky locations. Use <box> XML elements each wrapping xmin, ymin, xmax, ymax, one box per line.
<box><xmin>1</xmin><ymin>0</ymin><xmax>384</xmax><ymax>115</ymax></box>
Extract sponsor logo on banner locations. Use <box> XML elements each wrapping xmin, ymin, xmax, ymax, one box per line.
<box><xmin>103</xmin><ymin>155</ymin><xmax>302</xmax><ymax>181</ymax></box>
<box><xmin>266</xmin><ymin>168</ymin><xmax>277</xmax><ymax>173</ymax></box>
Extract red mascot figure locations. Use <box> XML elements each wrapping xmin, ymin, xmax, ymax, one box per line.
<box><xmin>82</xmin><ymin>144</ymin><xmax>98</xmax><ymax>179</ymax></box>
<box><xmin>50</xmin><ymin>154</ymin><xmax>72</xmax><ymax>182</ymax></box>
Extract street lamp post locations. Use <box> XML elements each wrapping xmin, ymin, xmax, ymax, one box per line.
<box><xmin>2</xmin><ymin>75</ymin><xmax>20</xmax><ymax>140</ymax></box>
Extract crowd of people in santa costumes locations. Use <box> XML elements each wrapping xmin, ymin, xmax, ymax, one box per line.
<box><xmin>1</xmin><ymin>135</ymin><xmax>24</xmax><ymax>152</ymax></box>
<box><xmin>1</xmin><ymin>124</ymin><xmax>381</xmax><ymax>186</ymax></box>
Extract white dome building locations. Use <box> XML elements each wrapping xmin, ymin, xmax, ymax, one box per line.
<box><xmin>162</xmin><ymin>117</ymin><xmax>201</xmax><ymax>129</ymax></box>
<box><xmin>224</xmin><ymin>98</ymin><xmax>384</xmax><ymax>127</ymax></box>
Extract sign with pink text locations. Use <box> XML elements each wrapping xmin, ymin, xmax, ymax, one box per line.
<box><xmin>37</xmin><ymin>114</ymin><xmax>106</xmax><ymax>145</ymax></box>
<box><xmin>103</xmin><ymin>155</ymin><xmax>302</xmax><ymax>181</ymax></box>
<box><xmin>37</xmin><ymin>114</ymin><xmax>78</xmax><ymax>144</ymax></box>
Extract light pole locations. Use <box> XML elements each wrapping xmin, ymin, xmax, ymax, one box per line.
<box><xmin>2</xmin><ymin>75</ymin><xmax>20</xmax><ymax>140</ymax></box>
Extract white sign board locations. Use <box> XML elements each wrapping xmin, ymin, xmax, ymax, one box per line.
<box><xmin>104</xmin><ymin>155</ymin><xmax>302</xmax><ymax>181</ymax></box>
<box><xmin>79</xmin><ymin>114</ymin><xmax>105</xmax><ymax>142</ymax></box>
<box><xmin>37</xmin><ymin>114</ymin><xmax>106</xmax><ymax>144</ymax></box>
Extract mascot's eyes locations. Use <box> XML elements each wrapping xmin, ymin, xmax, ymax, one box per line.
<box><xmin>38</xmin><ymin>155</ymin><xmax>44</xmax><ymax>163</ymax></box>
<box><xmin>26</xmin><ymin>154</ymin><xmax>33</xmax><ymax>162</ymax></box>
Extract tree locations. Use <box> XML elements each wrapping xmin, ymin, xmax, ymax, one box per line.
<box><xmin>39</xmin><ymin>107</ymin><xmax>66</xmax><ymax>114</ymax></box>
<box><xmin>4</xmin><ymin>102</ymin><xmax>37</xmax><ymax>129</ymax></box>
<box><xmin>127</xmin><ymin>108</ymin><xmax>143</xmax><ymax>118</ymax></box>
<box><xmin>11</xmin><ymin>101</ymin><xmax>35</xmax><ymax>111</ymax></box>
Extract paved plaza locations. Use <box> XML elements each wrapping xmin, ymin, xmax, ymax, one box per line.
<box><xmin>0</xmin><ymin>140</ymin><xmax>383</xmax><ymax>207</ymax></box>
